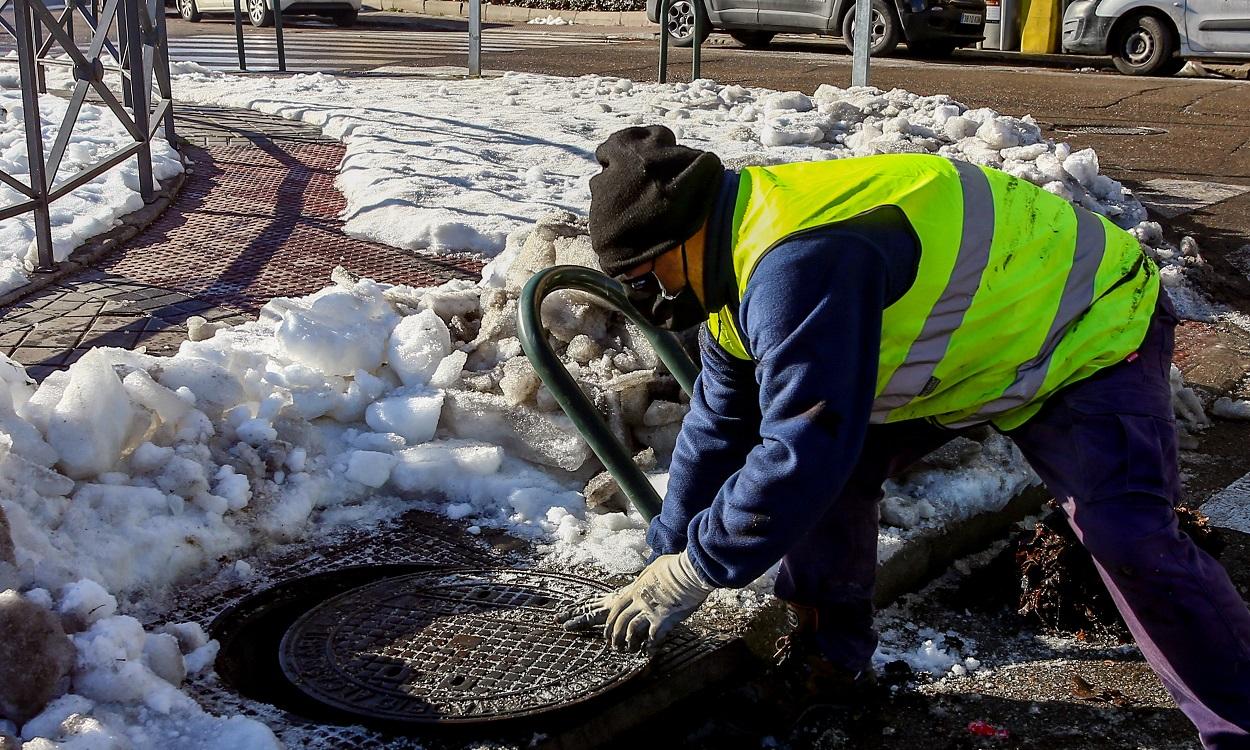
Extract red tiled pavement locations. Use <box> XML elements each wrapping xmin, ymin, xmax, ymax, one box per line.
<box><xmin>101</xmin><ymin>142</ymin><xmax>481</xmax><ymax>314</ymax></box>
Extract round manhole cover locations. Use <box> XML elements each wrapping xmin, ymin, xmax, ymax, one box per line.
<box><xmin>279</xmin><ymin>569</ymin><xmax>647</xmax><ymax>724</ymax></box>
<box><xmin>1055</xmin><ymin>125</ymin><xmax>1167</xmax><ymax>136</ymax></box>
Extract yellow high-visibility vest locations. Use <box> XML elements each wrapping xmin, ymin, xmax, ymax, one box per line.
<box><xmin>706</xmin><ymin>154</ymin><xmax>1159</xmax><ymax>430</ymax></box>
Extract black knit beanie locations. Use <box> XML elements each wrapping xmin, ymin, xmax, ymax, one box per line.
<box><xmin>589</xmin><ymin>125</ymin><xmax>723</xmax><ymax>277</ymax></box>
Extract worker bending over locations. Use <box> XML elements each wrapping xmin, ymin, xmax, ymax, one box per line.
<box><xmin>558</xmin><ymin>125</ymin><xmax>1250</xmax><ymax>749</ymax></box>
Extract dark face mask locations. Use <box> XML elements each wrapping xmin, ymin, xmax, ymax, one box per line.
<box><xmin>621</xmin><ymin>246</ymin><xmax>707</xmax><ymax>332</ymax></box>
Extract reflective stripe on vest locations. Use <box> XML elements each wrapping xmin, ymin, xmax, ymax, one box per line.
<box><xmin>712</xmin><ymin>154</ymin><xmax>1159</xmax><ymax>430</ymax></box>
<box><xmin>872</xmin><ymin>160</ymin><xmax>994</xmax><ymax>415</ymax></box>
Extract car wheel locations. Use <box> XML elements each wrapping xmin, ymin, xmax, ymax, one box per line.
<box><xmin>728</xmin><ymin>30</ymin><xmax>775</xmax><ymax>49</ymax></box>
<box><xmin>178</xmin><ymin>0</ymin><xmax>201</xmax><ymax>21</ymax></box>
<box><xmin>1111</xmin><ymin>14</ymin><xmax>1179</xmax><ymax>75</ymax></box>
<box><xmin>908</xmin><ymin>40</ymin><xmax>957</xmax><ymax>58</ymax></box>
<box><xmin>331</xmin><ymin>8</ymin><xmax>357</xmax><ymax>26</ymax></box>
<box><xmin>841</xmin><ymin>0</ymin><xmax>901</xmax><ymax>57</ymax></box>
<box><xmin>663</xmin><ymin>0</ymin><xmax>712</xmax><ymax>48</ymax></box>
<box><xmin>248</xmin><ymin>0</ymin><xmax>274</xmax><ymax>27</ymax></box>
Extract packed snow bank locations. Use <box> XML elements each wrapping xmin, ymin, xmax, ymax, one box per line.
<box><xmin>168</xmin><ymin>71</ymin><xmax>1147</xmax><ymax>258</ymax></box>
<box><xmin>0</xmin><ymin>77</ymin><xmax>183</xmax><ymax>298</ymax></box>
<box><xmin>166</xmin><ymin>69</ymin><xmax>1229</xmax><ymax>321</ymax></box>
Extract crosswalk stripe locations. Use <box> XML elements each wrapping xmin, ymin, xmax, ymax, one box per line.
<box><xmin>169</xmin><ymin>39</ymin><xmax>550</xmax><ymax>52</ymax></box>
<box><xmin>162</xmin><ymin>26</ymin><xmax>628</xmax><ymax>70</ymax></box>
<box><xmin>172</xmin><ymin>33</ymin><xmax>616</xmax><ymax>48</ymax></box>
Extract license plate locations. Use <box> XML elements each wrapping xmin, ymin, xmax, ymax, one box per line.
<box><xmin>961</xmin><ymin>12</ymin><xmax>982</xmax><ymax>24</ymax></box>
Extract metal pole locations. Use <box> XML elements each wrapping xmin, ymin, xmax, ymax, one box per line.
<box><xmin>32</xmin><ymin>8</ymin><xmax>45</xmax><ymax>93</ymax></box>
<box><xmin>467</xmin><ymin>0</ymin><xmax>480</xmax><ymax>77</ymax></box>
<box><xmin>153</xmin><ymin>0</ymin><xmax>175</xmax><ymax>141</ymax></box>
<box><xmin>232</xmin><ymin>0</ymin><xmax>246</xmax><ymax>70</ymax></box>
<box><xmin>851</xmin><ymin>0</ymin><xmax>871</xmax><ymax>86</ymax></box>
<box><xmin>122</xmin><ymin>0</ymin><xmax>152</xmax><ymax>202</ymax></box>
<box><xmin>657</xmin><ymin>0</ymin><xmax>669</xmax><ymax>83</ymax></box>
<box><xmin>13</xmin><ymin>0</ymin><xmax>55</xmax><ymax>272</ymax></box>
<box><xmin>118</xmin><ymin>0</ymin><xmax>131</xmax><ymax>106</ymax></box>
<box><xmin>272</xmin><ymin>0</ymin><xmax>284</xmax><ymax>72</ymax></box>
<box><xmin>691</xmin><ymin>0</ymin><xmax>701</xmax><ymax>80</ymax></box>
<box><xmin>519</xmin><ymin>266</ymin><xmax>700</xmax><ymax>522</ymax></box>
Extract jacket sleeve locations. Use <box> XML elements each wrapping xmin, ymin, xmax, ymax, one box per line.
<box><xmin>681</xmin><ymin>234</ymin><xmax>890</xmax><ymax>588</ymax></box>
<box><xmin>646</xmin><ymin>326</ymin><xmax>762</xmax><ymax>557</ymax></box>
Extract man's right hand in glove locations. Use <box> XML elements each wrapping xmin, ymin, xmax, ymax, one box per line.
<box><xmin>555</xmin><ymin>550</ymin><xmax>715</xmax><ymax>653</ymax></box>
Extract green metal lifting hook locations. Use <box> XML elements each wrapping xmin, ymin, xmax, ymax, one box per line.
<box><xmin>518</xmin><ymin>266</ymin><xmax>701</xmax><ymax>521</ymax></box>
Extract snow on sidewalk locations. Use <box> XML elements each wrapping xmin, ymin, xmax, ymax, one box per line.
<box><xmin>167</xmin><ymin>69</ymin><xmax>1234</xmax><ymax>321</ymax></box>
<box><xmin>0</xmin><ymin>72</ymin><xmax>184</xmax><ymax>298</ymax></box>
<box><xmin>0</xmin><ymin>70</ymin><xmax>1221</xmax><ymax>744</ymax></box>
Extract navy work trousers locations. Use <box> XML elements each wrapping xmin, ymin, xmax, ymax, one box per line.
<box><xmin>774</xmin><ymin>294</ymin><xmax>1250</xmax><ymax>749</ymax></box>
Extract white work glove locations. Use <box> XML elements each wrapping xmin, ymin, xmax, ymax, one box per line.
<box><xmin>555</xmin><ymin>550</ymin><xmax>717</xmax><ymax>653</ymax></box>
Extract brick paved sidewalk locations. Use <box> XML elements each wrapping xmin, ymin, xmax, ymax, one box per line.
<box><xmin>0</xmin><ymin>104</ymin><xmax>481</xmax><ymax>382</ymax></box>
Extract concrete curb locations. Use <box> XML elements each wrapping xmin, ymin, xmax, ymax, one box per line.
<box><xmin>372</xmin><ymin>0</ymin><xmax>648</xmax><ymax>27</ymax></box>
<box><xmin>874</xmin><ymin>484</ymin><xmax>1049</xmax><ymax>607</ymax></box>
<box><xmin>0</xmin><ymin>157</ymin><xmax>189</xmax><ymax>311</ymax></box>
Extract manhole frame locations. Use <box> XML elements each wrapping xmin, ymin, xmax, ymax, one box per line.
<box><xmin>277</xmin><ymin>567</ymin><xmax>650</xmax><ymax>726</ymax></box>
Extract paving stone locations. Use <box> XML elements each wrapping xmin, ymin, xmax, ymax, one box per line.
<box><xmin>0</xmin><ymin>329</ymin><xmax>31</xmax><ymax>348</ymax></box>
<box><xmin>11</xmin><ymin>348</ymin><xmax>67</xmax><ymax>366</ymax></box>
<box><xmin>33</xmin><ymin>329</ymin><xmax>85</xmax><ymax>350</ymax></box>
<box><xmin>83</xmin><ymin>330</ymin><xmax>143</xmax><ymax>349</ymax></box>
<box><xmin>1175</xmin><ymin>321</ymin><xmax>1250</xmax><ymax>395</ymax></box>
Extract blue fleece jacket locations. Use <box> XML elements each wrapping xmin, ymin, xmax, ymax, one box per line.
<box><xmin>645</xmin><ymin>205</ymin><xmax>921</xmax><ymax>588</ymax></box>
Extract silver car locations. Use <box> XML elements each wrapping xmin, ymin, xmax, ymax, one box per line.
<box><xmin>1063</xmin><ymin>0</ymin><xmax>1250</xmax><ymax>75</ymax></box>
<box><xmin>647</xmin><ymin>0</ymin><xmax>988</xmax><ymax>57</ymax></box>
<box><xmin>177</xmin><ymin>0</ymin><xmax>361</xmax><ymax>27</ymax></box>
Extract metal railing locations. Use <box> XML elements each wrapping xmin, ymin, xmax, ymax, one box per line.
<box><xmin>229</xmin><ymin>0</ymin><xmax>284</xmax><ymax>71</ymax></box>
<box><xmin>0</xmin><ymin>0</ymin><xmax>175</xmax><ymax>272</ymax></box>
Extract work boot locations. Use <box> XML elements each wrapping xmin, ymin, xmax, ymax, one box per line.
<box><xmin>771</xmin><ymin>603</ymin><xmax>879</xmax><ymax>704</ymax></box>
<box><xmin>770</xmin><ymin>606</ymin><xmax>888</xmax><ymax>748</ymax></box>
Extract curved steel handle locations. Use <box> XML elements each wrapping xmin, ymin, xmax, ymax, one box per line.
<box><xmin>518</xmin><ymin>266</ymin><xmax>700</xmax><ymax>521</ymax></box>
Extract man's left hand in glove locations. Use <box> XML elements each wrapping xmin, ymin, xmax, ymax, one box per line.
<box><xmin>555</xmin><ymin>550</ymin><xmax>716</xmax><ymax>653</ymax></box>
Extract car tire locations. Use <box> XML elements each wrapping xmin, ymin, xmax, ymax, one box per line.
<box><xmin>908</xmin><ymin>40</ymin><xmax>957</xmax><ymax>58</ymax></box>
<box><xmin>248</xmin><ymin>0</ymin><xmax>274</xmax><ymax>27</ymax></box>
<box><xmin>842</xmin><ymin>0</ymin><xmax>901</xmax><ymax>57</ymax></box>
<box><xmin>178</xmin><ymin>0</ymin><xmax>202</xmax><ymax>21</ymax></box>
<box><xmin>662</xmin><ymin>0</ymin><xmax>712</xmax><ymax>48</ymax></box>
<box><xmin>331</xmin><ymin>8</ymin><xmax>358</xmax><ymax>26</ymax></box>
<box><xmin>729</xmin><ymin>30</ymin><xmax>775</xmax><ymax>49</ymax></box>
<box><xmin>1111</xmin><ymin>14</ymin><xmax>1179</xmax><ymax>76</ymax></box>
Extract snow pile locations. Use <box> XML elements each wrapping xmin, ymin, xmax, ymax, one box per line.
<box><xmin>167</xmin><ymin>71</ymin><xmax>1148</xmax><ymax>258</ymax></box>
<box><xmin>0</xmin><ymin>79</ymin><xmax>183</xmax><ymax>297</ymax></box>
<box><xmin>0</xmin><ymin>585</ymin><xmax>278</xmax><ymax>749</ymax></box>
<box><xmin>527</xmin><ymin>14</ymin><xmax>572</xmax><ymax>23</ymax></box>
<box><xmin>878</xmin><ymin>433</ymin><xmax>1038</xmax><ymax>563</ymax></box>
<box><xmin>875</xmin><ymin>623</ymin><xmax>982</xmax><ymax>680</ymax></box>
<box><xmin>1213</xmin><ymin>397</ymin><xmax>1250</xmax><ymax>420</ymax></box>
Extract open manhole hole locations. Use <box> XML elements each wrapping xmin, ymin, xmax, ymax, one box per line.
<box><xmin>1055</xmin><ymin>125</ymin><xmax>1168</xmax><ymax>136</ymax></box>
<box><xmin>212</xmin><ymin>565</ymin><xmax>649</xmax><ymax>729</ymax></box>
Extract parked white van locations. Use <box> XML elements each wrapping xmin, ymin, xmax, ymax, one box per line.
<box><xmin>1063</xmin><ymin>0</ymin><xmax>1250</xmax><ymax>75</ymax></box>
